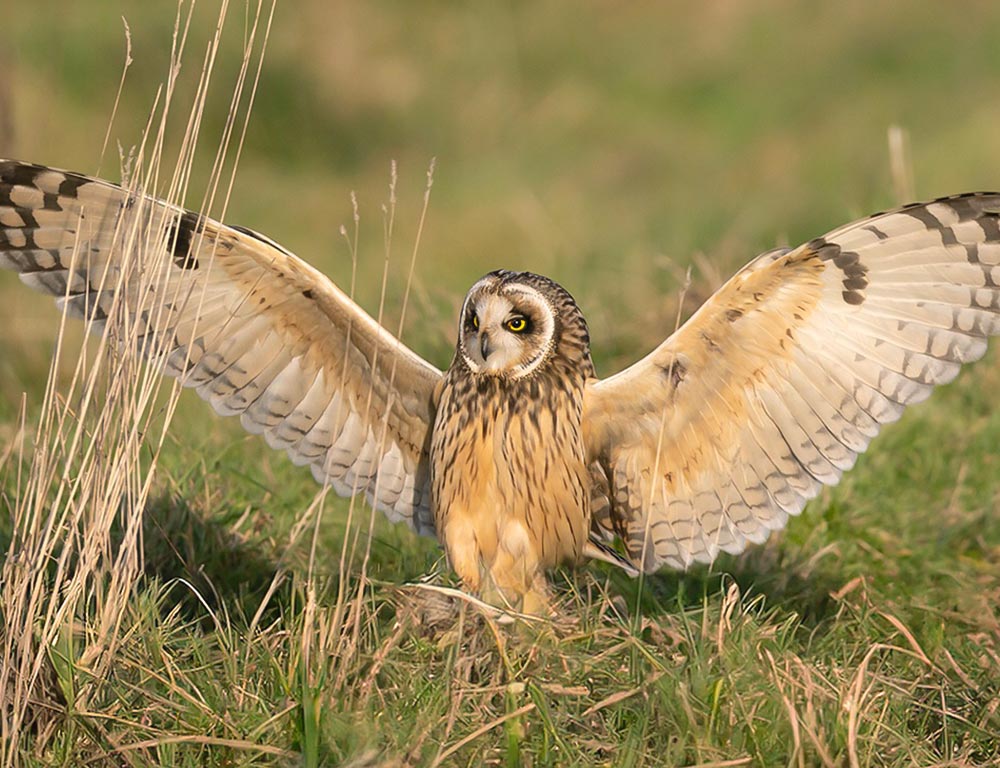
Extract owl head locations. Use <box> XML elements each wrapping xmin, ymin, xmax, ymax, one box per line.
<box><xmin>456</xmin><ymin>270</ymin><xmax>592</xmax><ymax>379</ymax></box>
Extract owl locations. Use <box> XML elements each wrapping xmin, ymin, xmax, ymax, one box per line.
<box><xmin>2</xmin><ymin>159</ymin><xmax>999</xmax><ymax>614</ymax></box>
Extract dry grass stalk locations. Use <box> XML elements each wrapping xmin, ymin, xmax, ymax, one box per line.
<box><xmin>2</xmin><ymin>0</ymin><xmax>434</xmax><ymax>760</ymax></box>
<box><xmin>887</xmin><ymin>124</ymin><xmax>915</xmax><ymax>205</ymax></box>
<box><xmin>0</xmin><ymin>0</ymin><xmax>282</xmax><ymax>761</ymax></box>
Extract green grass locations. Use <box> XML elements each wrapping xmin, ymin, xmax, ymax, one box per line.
<box><xmin>2</xmin><ymin>1</ymin><xmax>1000</xmax><ymax>765</ymax></box>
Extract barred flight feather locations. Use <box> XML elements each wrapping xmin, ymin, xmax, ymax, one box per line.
<box><xmin>0</xmin><ymin>160</ymin><xmax>441</xmax><ymax>535</ymax></box>
<box><xmin>585</xmin><ymin>192</ymin><xmax>1000</xmax><ymax>572</ymax></box>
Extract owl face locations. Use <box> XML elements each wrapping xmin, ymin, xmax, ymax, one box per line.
<box><xmin>457</xmin><ymin>271</ymin><xmax>558</xmax><ymax>378</ymax></box>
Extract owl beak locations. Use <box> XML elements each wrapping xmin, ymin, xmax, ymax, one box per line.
<box><xmin>480</xmin><ymin>332</ymin><xmax>493</xmax><ymax>360</ymax></box>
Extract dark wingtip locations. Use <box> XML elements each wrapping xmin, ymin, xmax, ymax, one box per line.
<box><xmin>168</xmin><ymin>211</ymin><xmax>204</xmax><ymax>270</ymax></box>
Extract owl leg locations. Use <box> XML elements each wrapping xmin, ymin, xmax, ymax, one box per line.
<box><xmin>482</xmin><ymin>521</ymin><xmax>553</xmax><ymax>615</ymax></box>
<box><xmin>441</xmin><ymin>513</ymin><xmax>553</xmax><ymax>615</ymax></box>
<box><xmin>480</xmin><ymin>563</ymin><xmax>552</xmax><ymax>616</ymax></box>
<box><xmin>441</xmin><ymin>516</ymin><xmax>483</xmax><ymax>594</ymax></box>
<box><xmin>519</xmin><ymin>574</ymin><xmax>553</xmax><ymax>617</ymax></box>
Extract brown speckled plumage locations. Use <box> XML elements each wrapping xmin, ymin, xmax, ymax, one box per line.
<box><xmin>3</xmin><ymin>159</ymin><xmax>1000</xmax><ymax>614</ymax></box>
<box><xmin>430</xmin><ymin>271</ymin><xmax>594</xmax><ymax>612</ymax></box>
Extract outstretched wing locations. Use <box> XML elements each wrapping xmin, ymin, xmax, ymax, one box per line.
<box><xmin>584</xmin><ymin>194</ymin><xmax>1000</xmax><ymax>572</ymax></box>
<box><xmin>0</xmin><ymin>160</ymin><xmax>442</xmax><ymax>534</ymax></box>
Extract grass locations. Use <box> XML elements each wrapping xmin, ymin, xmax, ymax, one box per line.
<box><xmin>1</xmin><ymin>1</ymin><xmax>1000</xmax><ymax>765</ymax></box>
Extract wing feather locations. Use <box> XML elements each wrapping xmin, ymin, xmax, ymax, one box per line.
<box><xmin>585</xmin><ymin>193</ymin><xmax>1000</xmax><ymax>571</ymax></box>
<box><xmin>0</xmin><ymin>159</ymin><xmax>442</xmax><ymax>534</ymax></box>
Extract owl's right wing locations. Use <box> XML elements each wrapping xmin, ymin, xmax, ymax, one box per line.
<box><xmin>584</xmin><ymin>193</ymin><xmax>1000</xmax><ymax>572</ymax></box>
<box><xmin>0</xmin><ymin>160</ymin><xmax>442</xmax><ymax>534</ymax></box>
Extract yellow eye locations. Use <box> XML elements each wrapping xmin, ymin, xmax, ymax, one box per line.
<box><xmin>506</xmin><ymin>316</ymin><xmax>527</xmax><ymax>333</ymax></box>
<box><xmin>471</xmin><ymin>314</ymin><xmax>479</xmax><ymax>329</ymax></box>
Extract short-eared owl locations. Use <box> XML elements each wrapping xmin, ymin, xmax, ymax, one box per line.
<box><xmin>2</xmin><ymin>160</ymin><xmax>1000</xmax><ymax>613</ymax></box>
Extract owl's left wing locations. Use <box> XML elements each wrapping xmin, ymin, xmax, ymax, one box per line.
<box><xmin>584</xmin><ymin>194</ymin><xmax>1000</xmax><ymax>572</ymax></box>
<box><xmin>0</xmin><ymin>160</ymin><xmax>442</xmax><ymax>534</ymax></box>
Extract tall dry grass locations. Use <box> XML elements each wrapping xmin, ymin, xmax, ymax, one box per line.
<box><xmin>0</xmin><ymin>1</ymin><xmax>292</xmax><ymax>761</ymax></box>
<box><xmin>0</xmin><ymin>2</ymin><xmax>443</xmax><ymax>761</ymax></box>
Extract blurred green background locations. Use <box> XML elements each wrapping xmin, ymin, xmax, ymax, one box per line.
<box><xmin>6</xmin><ymin>0</ymin><xmax>1000</xmax><ymax>381</ymax></box>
